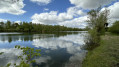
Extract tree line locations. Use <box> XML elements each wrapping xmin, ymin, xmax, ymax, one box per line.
<box><xmin>0</xmin><ymin>21</ymin><xmax>86</xmax><ymax>32</ymax></box>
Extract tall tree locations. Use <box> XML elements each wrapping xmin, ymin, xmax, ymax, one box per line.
<box><xmin>87</xmin><ymin>7</ymin><xmax>109</xmax><ymax>35</ymax></box>
<box><xmin>6</xmin><ymin>20</ymin><xmax>11</xmax><ymax>29</ymax></box>
<box><xmin>84</xmin><ymin>7</ymin><xmax>110</xmax><ymax>50</ymax></box>
<box><xmin>0</xmin><ymin>22</ymin><xmax>4</xmax><ymax>28</ymax></box>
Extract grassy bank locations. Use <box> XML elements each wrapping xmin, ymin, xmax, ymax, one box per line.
<box><xmin>82</xmin><ymin>33</ymin><xmax>119</xmax><ymax>67</ymax></box>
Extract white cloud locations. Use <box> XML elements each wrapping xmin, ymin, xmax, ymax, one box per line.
<box><xmin>31</xmin><ymin>11</ymin><xmax>73</xmax><ymax>25</ymax></box>
<box><xmin>14</xmin><ymin>21</ymin><xmax>21</xmax><ymax>24</ymax></box>
<box><xmin>0</xmin><ymin>0</ymin><xmax>26</xmax><ymax>15</ymax></box>
<box><xmin>31</xmin><ymin>0</ymin><xmax>119</xmax><ymax>28</ymax></box>
<box><xmin>69</xmin><ymin>0</ymin><xmax>115</xmax><ymax>9</ymax></box>
<box><xmin>108</xmin><ymin>2</ymin><xmax>119</xmax><ymax>25</ymax></box>
<box><xmin>59</xmin><ymin>16</ymin><xmax>88</xmax><ymax>28</ymax></box>
<box><xmin>101</xmin><ymin>2</ymin><xmax>119</xmax><ymax>25</ymax></box>
<box><xmin>108</xmin><ymin>2</ymin><xmax>119</xmax><ymax>19</ymax></box>
<box><xmin>30</xmin><ymin>0</ymin><xmax>52</xmax><ymax>5</ymax></box>
<box><xmin>44</xmin><ymin>8</ymin><xmax>49</xmax><ymax>11</ymax></box>
<box><xmin>0</xmin><ymin>19</ymin><xmax>7</xmax><ymax>22</ymax></box>
<box><xmin>67</xmin><ymin>7</ymin><xmax>86</xmax><ymax>16</ymax></box>
<box><xmin>31</xmin><ymin>6</ymin><xmax>86</xmax><ymax>28</ymax></box>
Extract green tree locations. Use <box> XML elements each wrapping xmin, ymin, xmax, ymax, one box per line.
<box><xmin>84</xmin><ymin>7</ymin><xmax>110</xmax><ymax>50</ymax></box>
<box><xmin>0</xmin><ymin>22</ymin><xmax>4</xmax><ymax>27</ymax></box>
<box><xmin>87</xmin><ymin>8</ymin><xmax>109</xmax><ymax>35</ymax></box>
<box><xmin>0</xmin><ymin>20</ymin><xmax>83</xmax><ymax>32</ymax></box>
<box><xmin>6</xmin><ymin>20</ymin><xmax>11</xmax><ymax>29</ymax></box>
<box><xmin>109</xmin><ymin>21</ymin><xmax>119</xmax><ymax>33</ymax></box>
<box><xmin>0</xmin><ymin>22</ymin><xmax>4</xmax><ymax>31</ymax></box>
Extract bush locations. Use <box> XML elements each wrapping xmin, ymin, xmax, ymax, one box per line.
<box><xmin>84</xmin><ymin>29</ymin><xmax>100</xmax><ymax>50</ymax></box>
<box><xmin>109</xmin><ymin>21</ymin><xmax>119</xmax><ymax>33</ymax></box>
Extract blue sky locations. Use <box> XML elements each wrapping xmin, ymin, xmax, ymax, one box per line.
<box><xmin>0</xmin><ymin>0</ymin><xmax>119</xmax><ymax>28</ymax></box>
<box><xmin>0</xmin><ymin>0</ymin><xmax>74</xmax><ymax>22</ymax></box>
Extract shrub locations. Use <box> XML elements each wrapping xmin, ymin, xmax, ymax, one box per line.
<box><xmin>84</xmin><ymin>29</ymin><xmax>100</xmax><ymax>50</ymax></box>
<box><xmin>109</xmin><ymin>21</ymin><xmax>119</xmax><ymax>33</ymax></box>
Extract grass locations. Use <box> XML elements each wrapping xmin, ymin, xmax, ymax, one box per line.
<box><xmin>82</xmin><ymin>33</ymin><xmax>119</xmax><ymax>67</ymax></box>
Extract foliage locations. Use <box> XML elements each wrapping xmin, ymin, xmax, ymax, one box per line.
<box><xmin>84</xmin><ymin>7</ymin><xmax>109</xmax><ymax>50</ymax></box>
<box><xmin>6</xmin><ymin>63</ymin><xmax>11</xmax><ymax>67</ymax></box>
<box><xmin>6</xmin><ymin>45</ymin><xmax>41</xmax><ymax>67</ymax></box>
<box><xmin>0</xmin><ymin>52</ymin><xmax>4</xmax><ymax>55</ymax></box>
<box><xmin>87</xmin><ymin>8</ymin><xmax>109</xmax><ymax>35</ymax></box>
<box><xmin>109</xmin><ymin>21</ymin><xmax>119</xmax><ymax>33</ymax></box>
<box><xmin>0</xmin><ymin>21</ymin><xmax>85</xmax><ymax>32</ymax></box>
<box><xmin>84</xmin><ymin>29</ymin><xmax>100</xmax><ymax>50</ymax></box>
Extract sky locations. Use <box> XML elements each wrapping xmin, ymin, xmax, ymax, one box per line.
<box><xmin>0</xmin><ymin>0</ymin><xmax>119</xmax><ymax>28</ymax></box>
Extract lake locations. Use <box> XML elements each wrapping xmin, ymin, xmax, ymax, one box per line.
<box><xmin>0</xmin><ymin>31</ymin><xmax>87</xmax><ymax>67</ymax></box>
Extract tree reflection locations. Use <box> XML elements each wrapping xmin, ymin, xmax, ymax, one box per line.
<box><xmin>0</xmin><ymin>32</ymin><xmax>79</xmax><ymax>43</ymax></box>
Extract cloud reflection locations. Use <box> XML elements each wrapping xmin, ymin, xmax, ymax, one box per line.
<box><xmin>35</xmin><ymin>56</ymin><xmax>51</xmax><ymax>64</ymax></box>
<box><xmin>32</xmin><ymin>33</ymin><xmax>87</xmax><ymax>67</ymax></box>
<box><xmin>0</xmin><ymin>32</ymin><xmax>87</xmax><ymax>67</ymax></box>
<box><xmin>0</xmin><ymin>48</ymin><xmax>51</xmax><ymax>67</ymax></box>
<box><xmin>0</xmin><ymin>48</ymin><xmax>23</xmax><ymax>67</ymax></box>
<box><xmin>32</xmin><ymin>34</ymin><xmax>85</xmax><ymax>53</ymax></box>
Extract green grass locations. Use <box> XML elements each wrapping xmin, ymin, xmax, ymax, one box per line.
<box><xmin>82</xmin><ymin>33</ymin><xmax>119</xmax><ymax>67</ymax></box>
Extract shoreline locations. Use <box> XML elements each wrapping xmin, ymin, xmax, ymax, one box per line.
<box><xmin>82</xmin><ymin>33</ymin><xmax>119</xmax><ymax>67</ymax></box>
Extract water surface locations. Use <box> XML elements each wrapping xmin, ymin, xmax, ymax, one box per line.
<box><xmin>0</xmin><ymin>32</ymin><xmax>87</xmax><ymax>67</ymax></box>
